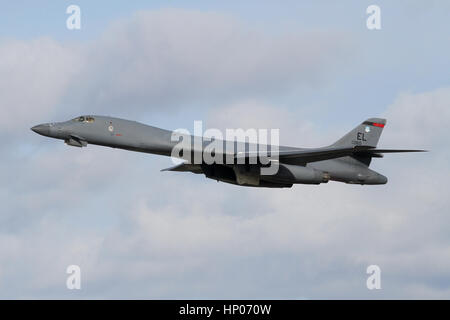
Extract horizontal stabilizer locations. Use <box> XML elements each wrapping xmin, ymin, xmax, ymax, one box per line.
<box><xmin>361</xmin><ymin>149</ymin><xmax>428</xmax><ymax>154</ymax></box>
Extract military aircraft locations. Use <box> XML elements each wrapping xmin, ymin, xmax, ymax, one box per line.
<box><xmin>31</xmin><ymin>116</ymin><xmax>425</xmax><ymax>188</ymax></box>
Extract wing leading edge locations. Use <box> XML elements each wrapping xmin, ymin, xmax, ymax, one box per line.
<box><xmin>161</xmin><ymin>163</ymin><xmax>203</xmax><ymax>174</ymax></box>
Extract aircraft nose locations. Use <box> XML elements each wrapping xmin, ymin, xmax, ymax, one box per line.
<box><xmin>31</xmin><ymin>124</ymin><xmax>50</xmax><ymax>136</ymax></box>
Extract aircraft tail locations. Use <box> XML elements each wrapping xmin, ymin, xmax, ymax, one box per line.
<box><xmin>331</xmin><ymin>118</ymin><xmax>386</xmax><ymax>167</ymax></box>
<box><xmin>331</xmin><ymin>118</ymin><xmax>386</xmax><ymax>149</ymax></box>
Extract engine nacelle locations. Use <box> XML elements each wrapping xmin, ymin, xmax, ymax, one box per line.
<box><xmin>65</xmin><ymin>138</ymin><xmax>87</xmax><ymax>147</ymax></box>
<box><xmin>267</xmin><ymin>163</ymin><xmax>330</xmax><ymax>185</ymax></box>
<box><xmin>201</xmin><ymin>164</ymin><xmax>292</xmax><ymax>188</ymax></box>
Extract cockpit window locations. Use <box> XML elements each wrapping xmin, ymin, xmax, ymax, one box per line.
<box><xmin>72</xmin><ymin>116</ymin><xmax>95</xmax><ymax>123</ymax></box>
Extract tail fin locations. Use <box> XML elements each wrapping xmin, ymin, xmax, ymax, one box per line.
<box><xmin>332</xmin><ymin>118</ymin><xmax>386</xmax><ymax>148</ymax></box>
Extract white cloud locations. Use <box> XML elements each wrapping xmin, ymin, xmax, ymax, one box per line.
<box><xmin>383</xmin><ymin>87</ymin><xmax>450</xmax><ymax>148</ymax></box>
<box><xmin>0</xmin><ymin>8</ymin><xmax>353</xmax><ymax>142</ymax></box>
<box><xmin>0</xmin><ymin>38</ymin><xmax>82</xmax><ymax>135</ymax></box>
<box><xmin>73</xmin><ymin>9</ymin><xmax>352</xmax><ymax>113</ymax></box>
<box><xmin>206</xmin><ymin>100</ymin><xmax>327</xmax><ymax>146</ymax></box>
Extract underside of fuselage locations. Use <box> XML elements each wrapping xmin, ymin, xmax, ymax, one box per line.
<box><xmin>170</xmin><ymin>158</ymin><xmax>387</xmax><ymax>188</ymax></box>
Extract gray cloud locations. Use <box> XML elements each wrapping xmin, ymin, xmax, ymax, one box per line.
<box><xmin>1</xmin><ymin>8</ymin><xmax>450</xmax><ymax>299</ymax></box>
<box><xmin>0</xmin><ymin>38</ymin><xmax>82</xmax><ymax>136</ymax></box>
<box><xmin>2</xmin><ymin>87</ymin><xmax>450</xmax><ymax>298</ymax></box>
<box><xmin>72</xmin><ymin>9</ymin><xmax>353</xmax><ymax>114</ymax></box>
<box><xmin>0</xmin><ymin>8</ymin><xmax>354</xmax><ymax>142</ymax></box>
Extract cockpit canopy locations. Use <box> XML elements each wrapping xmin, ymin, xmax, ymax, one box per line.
<box><xmin>73</xmin><ymin>116</ymin><xmax>95</xmax><ymax>123</ymax></box>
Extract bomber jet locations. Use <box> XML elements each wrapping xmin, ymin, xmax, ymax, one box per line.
<box><xmin>31</xmin><ymin>116</ymin><xmax>425</xmax><ymax>188</ymax></box>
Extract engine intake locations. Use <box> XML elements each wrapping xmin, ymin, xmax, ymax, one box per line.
<box><xmin>65</xmin><ymin>137</ymin><xmax>87</xmax><ymax>147</ymax></box>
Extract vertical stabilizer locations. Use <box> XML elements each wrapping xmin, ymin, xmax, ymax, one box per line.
<box><xmin>332</xmin><ymin>118</ymin><xmax>386</xmax><ymax>148</ymax></box>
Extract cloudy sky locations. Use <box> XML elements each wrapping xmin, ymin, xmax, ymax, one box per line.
<box><xmin>1</xmin><ymin>0</ymin><xmax>449</xmax><ymax>299</ymax></box>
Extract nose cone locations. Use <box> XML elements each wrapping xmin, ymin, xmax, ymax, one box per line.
<box><xmin>31</xmin><ymin>124</ymin><xmax>50</xmax><ymax>136</ymax></box>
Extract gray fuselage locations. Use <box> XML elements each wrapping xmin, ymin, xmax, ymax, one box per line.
<box><xmin>31</xmin><ymin>115</ymin><xmax>388</xmax><ymax>187</ymax></box>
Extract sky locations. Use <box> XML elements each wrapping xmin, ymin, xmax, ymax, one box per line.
<box><xmin>0</xmin><ymin>1</ymin><xmax>449</xmax><ymax>299</ymax></box>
